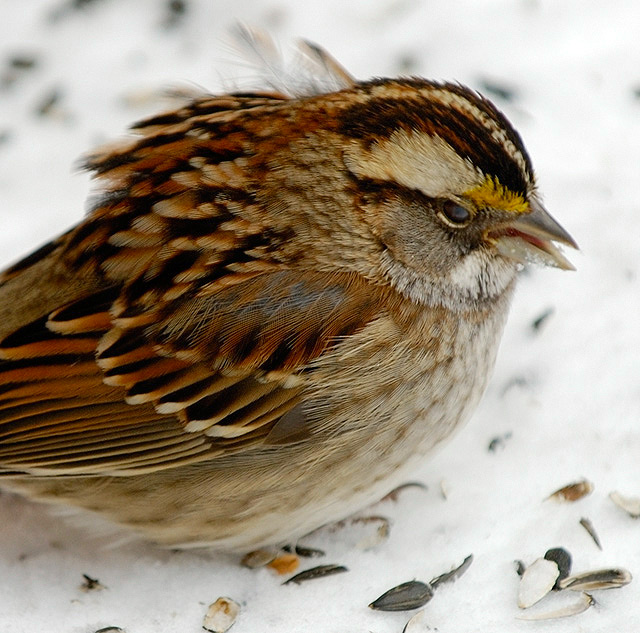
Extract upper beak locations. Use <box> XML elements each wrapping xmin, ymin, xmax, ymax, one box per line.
<box><xmin>489</xmin><ymin>199</ymin><xmax>578</xmax><ymax>270</ymax></box>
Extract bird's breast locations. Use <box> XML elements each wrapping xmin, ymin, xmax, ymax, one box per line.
<box><xmin>303</xmin><ymin>294</ymin><xmax>511</xmax><ymax>456</ymax></box>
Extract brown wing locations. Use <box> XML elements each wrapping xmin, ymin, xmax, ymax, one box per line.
<box><xmin>0</xmin><ymin>92</ymin><xmax>392</xmax><ymax>476</ymax></box>
<box><xmin>0</xmin><ymin>89</ymin><xmax>396</xmax><ymax>475</ymax></box>
<box><xmin>0</xmin><ymin>268</ymin><xmax>388</xmax><ymax>476</ymax></box>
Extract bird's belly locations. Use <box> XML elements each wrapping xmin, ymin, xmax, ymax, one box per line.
<box><xmin>161</xmin><ymin>305</ymin><xmax>507</xmax><ymax>550</ymax></box>
<box><xmin>0</xmin><ymin>302</ymin><xmax>507</xmax><ymax>552</ymax></box>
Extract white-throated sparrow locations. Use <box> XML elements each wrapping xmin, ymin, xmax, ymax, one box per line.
<box><xmin>0</xmin><ymin>33</ymin><xmax>576</xmax><ymax>551</ymax></box>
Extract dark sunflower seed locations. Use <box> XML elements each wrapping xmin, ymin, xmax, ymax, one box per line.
<box><xmin>369</xmin><ymin>580</ymin><xmax>434</xmax><ymax>611</ymax></box>
<box><xmin>283</xmin><ymin>564</ymin><xmax>348</xmax><ymax>585</ymax></box>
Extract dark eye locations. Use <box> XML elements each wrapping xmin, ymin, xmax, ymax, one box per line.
<box><xmin>438</xmin><ymin>200</ymin><xmax>472</xmax><ymax>227</ymax></box>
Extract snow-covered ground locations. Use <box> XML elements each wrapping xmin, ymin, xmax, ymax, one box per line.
<box><xmin>1</xmin><ymin>1</ymin><xmax>639</xmax><ymax>631</ymax></box>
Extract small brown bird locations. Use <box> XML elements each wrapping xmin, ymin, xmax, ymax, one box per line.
<box><xmin>0</xmin><ymin>34</ymin><xmax>576</xmax><ymax>551</ymax></box>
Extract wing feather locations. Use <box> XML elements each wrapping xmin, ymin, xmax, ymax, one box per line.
<box><xmin>0</xmin><ymin>270</ymin><xmax>389</xmax><ymax>475</ymax></box>
<box><xmin>0</xmin><ymin>92</ymin><xmax>393</xmax><ymax>477</ymax></box>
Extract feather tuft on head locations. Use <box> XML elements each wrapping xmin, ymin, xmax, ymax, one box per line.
<box><xmin>229</xmin><ymin>24</ymin><xmax>355</xmax><ymax>97</ymax></box>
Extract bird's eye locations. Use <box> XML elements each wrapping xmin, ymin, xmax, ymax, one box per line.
<box><xmin>438</xmin><ymin>200</ymin><xmax>472</xmax><ymax>227</ymax></box>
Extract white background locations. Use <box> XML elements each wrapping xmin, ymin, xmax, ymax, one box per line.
<box><xmin>0</xmin><ymin>1</ymin><xmax>639</xmax><ymax>631</ymax></box>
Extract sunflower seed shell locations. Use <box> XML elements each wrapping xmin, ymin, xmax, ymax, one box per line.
<box><xmin>518</xmin><ymin>558</ymin><xmax>560</xmax><ymax>608</ymax></box>
<box><xmin>203</xmin><ymin>597</ymin><xmax>240</xmax><ymax>633</ymax></box>
<box><xmin>579</xmin><ymin>517</ymin><xmax>602</xmax><ymax>550</ymax></box>
<box><xmin>610</xmin><ymin>491</ymin><xmax>640</xmax><ymax>518</ymax></box>
<box><xmin>516</xmin><ymin>592</ymin><xmax>594</xmax><ymax>621</ymax></box>
<box><xmin>559</xmin><ymin>568</ymin><xmax>632</xmax><ymax>592</ymax></box>
<box><xmin>283</xmin><ymin>564</ymin><xmax>347</xmax><ymax>585</ymax></box>
<box><xmin>429</xmin><ymin>554</ymin><xmax>473</xmax><ymax>589</ymax></box>
<box><xmin>548</xmin><ymin>480</ymin><xmax>593</xmax><ymax>502</ymax></box>
<box><xmin>402</xmin><ymin>609</ymin><xmax>427</xmax><ymax>632</ymax></box>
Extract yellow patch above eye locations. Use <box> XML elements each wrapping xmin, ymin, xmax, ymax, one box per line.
<box><xmin>464</xmin><ymin>177</ymin><xmax>529</xmax><ymax>214</ymax></box>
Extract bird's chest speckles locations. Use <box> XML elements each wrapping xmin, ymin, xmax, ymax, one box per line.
<box><xmin>305</xmin><ymin>296</ymin><xmax>511</xmax><ymax>459</ymax></box>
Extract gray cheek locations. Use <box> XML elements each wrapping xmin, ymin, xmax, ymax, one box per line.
<box><xmin>379</xmin><ymin>201</ymin><xmax>452</xmax><ymax>277</ymax></box>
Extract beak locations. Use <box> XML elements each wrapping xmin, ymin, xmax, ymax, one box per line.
<box><xmin>489</xmin><ymin>199</ymin><xmax>578</xmax><ymax>270</ymax></box>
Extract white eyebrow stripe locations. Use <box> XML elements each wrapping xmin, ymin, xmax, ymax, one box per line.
<box><xmin>343</xmin><ymin>128</ymin><xmax>484</xmax><ymax>199</ymax></box>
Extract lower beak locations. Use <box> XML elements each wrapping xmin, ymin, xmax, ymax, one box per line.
<box><xmin>489</xmin><ymin>199</ymin><xmax>578</xmax><ymax>271</ymax></box>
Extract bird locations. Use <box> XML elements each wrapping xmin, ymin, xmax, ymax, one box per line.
<box><xmin>0</xmin><ymin>32</ymin><xmax>576</xmax><ymax>552</ymax></box>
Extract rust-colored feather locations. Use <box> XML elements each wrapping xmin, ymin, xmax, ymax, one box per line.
<box><xmin>0</xmin><ymin>92</ymin><xmax>393</xmax><ymax>475</ymax></box>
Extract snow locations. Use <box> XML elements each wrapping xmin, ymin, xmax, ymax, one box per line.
<box><xmin>1</xmin><ymin>1</ymin><xmax>639</xmax><ymax>631</ymax></box>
